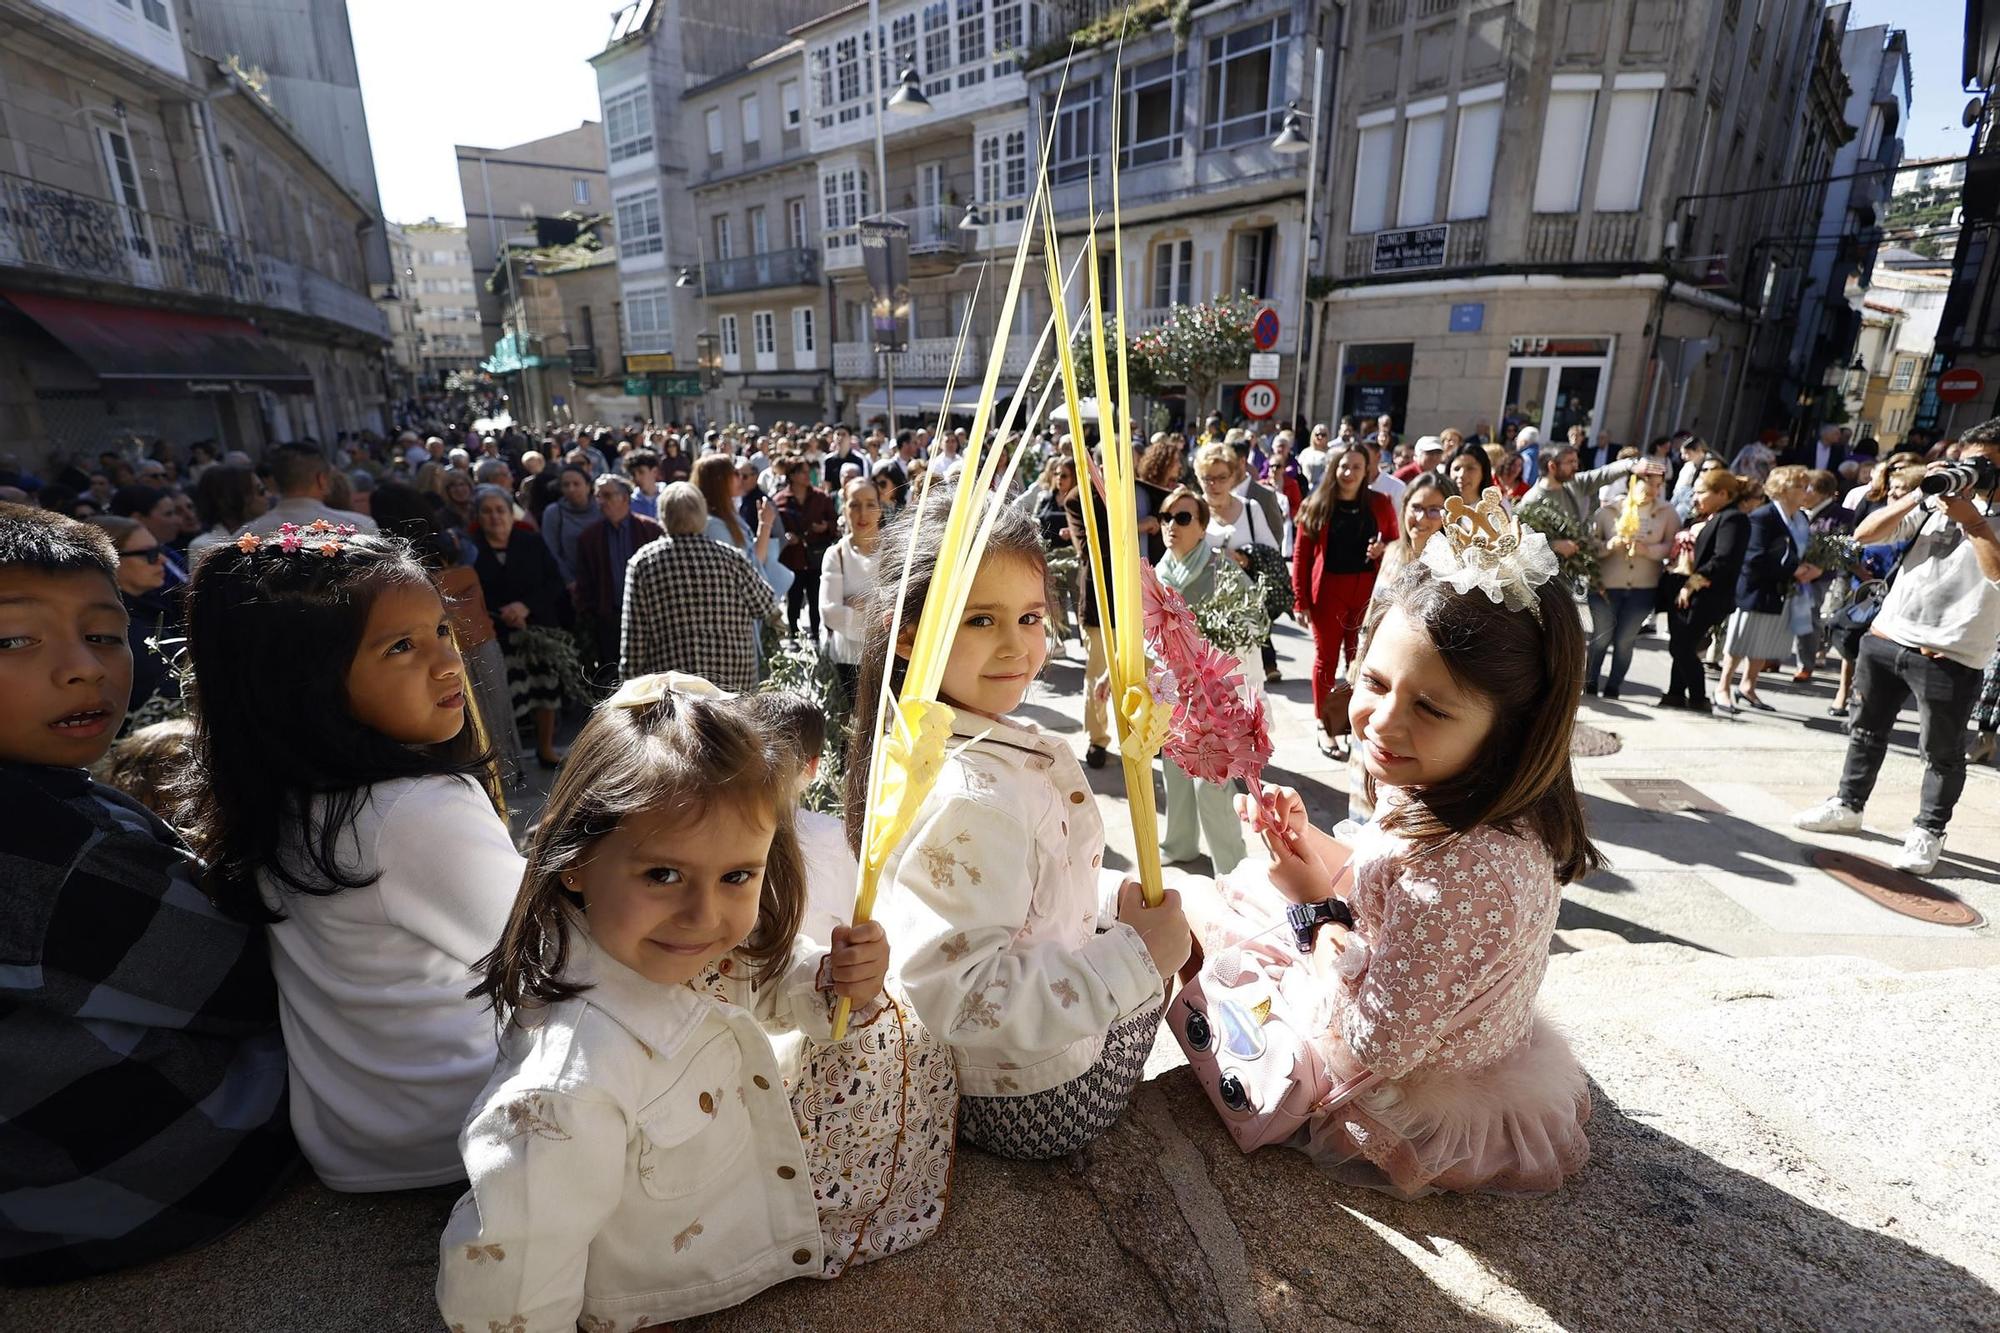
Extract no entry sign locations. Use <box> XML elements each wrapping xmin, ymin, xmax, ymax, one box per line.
<box><xmin>1240</xmin><ymin>381</ymin><xmax>1279</xmax><ymax>419</ymax></box>
<box><xmin>1937</xmin><ymin>367</ymin><xmax>1985</xmax><ymax>403</ymax></box>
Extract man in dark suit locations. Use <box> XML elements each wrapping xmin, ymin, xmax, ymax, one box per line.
<box><xmin>575</xmin><ymin>474</ymin><xmax>663</xmax><ymax>677</ymax></box>
<box><xmin>1785</xmin><ymin>423</ymin><xmax>1847</xmax><ymax>478</ymax></box>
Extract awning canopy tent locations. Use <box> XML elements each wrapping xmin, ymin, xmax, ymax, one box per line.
<box><xmin>853</xmin><ymin>384</ymin><xmax>1043</xmax><ymax>418</ymax></box>
<box><xmin>3</xmin><ymin>290</ymin><xmax>313</xmax><ymax>393</ymax></box>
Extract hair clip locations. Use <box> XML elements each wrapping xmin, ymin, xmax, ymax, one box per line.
<box><xmin>1421</xmin><ymin>487</ymin><xmax>1560</xmax><ymax>621</ymax></box>
<box><xmin>608</xmin><ymin>672</ymin><xmax>735</xmax><ymax>711</ymax></box>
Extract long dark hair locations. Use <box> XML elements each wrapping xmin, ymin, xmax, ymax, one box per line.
<box><xmin>1296</xmin><ymin>443</ymin><xmax>1375</xmax><ymax>536</ymax></box>
<box><xmin>1362</xmin><ymin>562</ymin><xmax>1602</xmax><ymax>884</ymax></box>
<box><xmin>1444</xmin><ymin>442</ymin><xmax>1495</xmax><ymax>499</ymax></box>
<box><xmin>369</xmin><ymin>481</ymin><xmax>461</xmax><ymax>568</ymax></box>
<box><xmin>179</xmin><ymin>533</ymin><xmax>494</xmax><ymax>922</ymax></box>
<box><xmin>472</xmin><ymin>689</ymin><xmax>805</xmax><ymax>1027</ymax></box>
<box><xmin>192</xmin><ymin>465</ymin><xmax>262</xmax><ymax>534</ymax></box>
<box><xmin>842</xmin><ymin>488</ymin><xmax>1046</xmax><ymax>855</ymax></box>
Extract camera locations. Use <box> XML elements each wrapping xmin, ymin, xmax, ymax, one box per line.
<box><xmin>1920</xmin><ymin>456</ymin><xmax>2000</xmax><ymax>497</ymax></box>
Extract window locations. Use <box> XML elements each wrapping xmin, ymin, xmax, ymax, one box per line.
<box><xmin>1203</xmin><ymin>15</ymin><xmax>1291</xmax><ymax>150</ymax></box>
<box><xmin>604</xmin><ymin>86</ymin><xmax>653</xmax><ymax>162</ymax></box>
<box><xmin>923</xmin><ymin>2</ymin><xmax>952</xmax><ymax>95</ymax></box>
<box><xmin>788</xmin><ymin>197</ymin><xmax>808</xmax><ymax>247</ymax></box>
<box><xmin>992</xmin><ymin>0</ymin><xmax>1024</xmax><ymax>73</ymax></box>
<box><xmin>1593</xmin><ymin>81</ymin><xmax>1660</xmax><ymax>212</ymax></box>
<box><xmin>573</xmin><ymin>177</ymin><xmax>591</xmax><ymax>205</ymax></box>
<box><xmin>615</xmin><ymin>188</ymin><xmax>664</xmax><ymax>257</ymax></box>
<box><xmin>1397</xmin><ymin>108</ymin><xmax>1446</xmax><ymax>227</ymax></box>
<box><xmin>624</xmin><ymin>285</ymin><xmax>670</xmax><ymax>350</ymax></box>
<box><xmin>1890</xmin><ymin>358</ymin><xmax>1916</xmax><ymax>392</ymax></box>
<box><xmin>820</xmin><ymin>167</ymin><xmax>870</xmax><ymax>231</ymax></box>
<box><xmin>1350</xmin><ymin>119</ymin><xmax>1394</xmax><ymax>234</ymax></box>
<box><xmin>713</xmin><ymin>214</ymin><xmax>734</xmax><ymax>260</ymax></box>
<box><xmin>977</xmin><ymin>128</ymin><xmax>1029</xmax><ymax>222</ymax></box>
<box><xmin>780</xmin><ymin>79</ymin><xmax>801</xmax><ymax>130</ymax></box>
<box><xmin>747</xmin><ymin>206</ymin><xmax>768</xmax><ymax>254</ymax></box>
<box><xmin>140</xmin><ymin>0</ymin><xmax>169</xmax><ymax>28</ymax></box>
<box><xmin>792</xmin><ymin>306</ymin><xmax>817</xmax><ymax>363</ymax></box>
<box><xmin>1123</xmin><ymin>54</ymin><xmax>1183</xmax><ymax>167</ymax></box>
<box><xmin>1533</xmin><ymin>85</ymin><xmax>1598</xmax><ymax>213</ymax></box>
<box><xmin>1448</xmin><ymin>88</ymin><xmax>1503</xmax><ymax>220</ymax></box>
<box><xmin>891</xmin><ymin>13</ymin><xmax>918</xmax><ymax>77</ymax></box>
<box><xmin>1151</xmin><ymin>238</ymin><xmax>1193</xmax><ymax>308</ymax></box>
<box><xmin>740</xmin><ymin>95</ymin><xmax>761</xmax><ymax>145</ymax></box>
<box><xmin>1231</xmin><ymin>227</ymin><xmax>1274</xmax><ymax>298</ymax></box>
<box><xmin>835</xmin><ymin>35</ymin><xmax>861</xmax><ymax>104</ymax></box>
<box><xmin>719</xmin><ymin>314</ymin><xmax>740</xmax><ymax>370</ymax></box>
<box><xmin>956</xmin><ymin>0</ymin><xmax>986</xmax><ymax>87</ymax></box>
<box><xmin>98</xmin><ymin>126</ymin><xmax>150</xmax><ymax>255</ymax></box>
<box><xmin>1051</xmin><ymin>79</ymin><xmax>1099</xmax><ymax>184</ymax></box>
<box><xmin>705</xmin><ymin>107</ymin><xmax>725</xmax><ymax>158</ymax></box>
<box><xmin>753</xmin><ymin>310</ymin><xmax>777</xmax><ymax>369</ymax></box>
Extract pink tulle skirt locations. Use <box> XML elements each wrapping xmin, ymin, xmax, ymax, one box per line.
<box><xmin>1178</xmin><ymin>865</ymin><xmax>1592</xmax><ymax>1199</ymax></box>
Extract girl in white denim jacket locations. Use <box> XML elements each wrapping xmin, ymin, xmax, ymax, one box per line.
<box><xmin>845</xmin><ymin>493</ymin><xmax>1193</xmax><ymax>1159</ymax></box>
<box><xmin>438</xmin><ymin>679</ymin><xmax>942</xmax><ymax>1333</ymax></box>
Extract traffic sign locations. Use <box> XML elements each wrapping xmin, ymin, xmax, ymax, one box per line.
<box><xmin>1252</xmin><ymin>307</ymin><xmax>1280</xmax><ymax>351</ymax></box>
<box><xmin>1240</xmin><ymin>381</ymin><xmax>1280</xmax><ymax>419</ymax></box>
<box><xmin>1937</xmin><ymin>367</ymin><xmax>1985</xmax><ymax>403</ymax></box>
<box><xmin>1248</xmin><ymin>351</ymin><xmax>1281</xmax><ymax>379</ymax></box>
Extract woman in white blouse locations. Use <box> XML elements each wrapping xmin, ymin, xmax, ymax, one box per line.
<box><xmin>819</xmin><ymin>474</ymin><xmax>884</xmax><ymax>715</ymax></box>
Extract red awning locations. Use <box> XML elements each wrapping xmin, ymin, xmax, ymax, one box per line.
<box><xmin>3</xmin><ymin>290</ymin><xmax>313</xmax><ymax>393</ymax></box>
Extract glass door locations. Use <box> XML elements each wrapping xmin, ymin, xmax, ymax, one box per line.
<box><xmin>1502</xmin><ymin>350</ymin><xmax>1610</xmax><ymax>453</ymax></box>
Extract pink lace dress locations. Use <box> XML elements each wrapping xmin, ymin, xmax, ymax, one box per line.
<box><xmin>1194</xmin><ymin>792</ymin><xmax>1592</xmax><ymax>1198</ymax></box>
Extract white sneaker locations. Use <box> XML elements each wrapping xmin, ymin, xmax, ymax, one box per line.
<box><xmin>1792</xmin><ymin>798</ymin><xmax>1863</xmax><ymax>833</ymax></box>
<box><xmin>1891</xmin><ymin>828</ymin><xmax>1944</xmax><ymax>876</ymax></box>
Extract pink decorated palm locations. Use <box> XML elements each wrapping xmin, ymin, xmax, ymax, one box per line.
<box><xmin>1140</xmin><ymin>564</ymin><xmax>1275</xmax><ymax>818</ymax></box>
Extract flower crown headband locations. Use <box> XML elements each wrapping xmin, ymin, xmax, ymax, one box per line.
<box><xmin>1418</xmin><ymin>487</ymin><xmax>1560</xmax><ymax>622</ymax></box>
<box><xmin>234</xmin><ymin>518</ymin><xmax>358</xmax><ymax>557</ymax></box>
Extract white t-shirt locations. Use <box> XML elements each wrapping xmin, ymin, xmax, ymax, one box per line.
<box><xmin>1871</xmin><ymin>497</ymin><xmax>2000</xmax><ymax>671</ymax></box>
<box><xmin>259</xmin><ymin>774</ymin><xmax>523</xmax><ymax>1191</ymax></box>
<box><xmin>1371</xmin><ymin>470</ymin><xmax>1407</xmax><ymax>509</ymax></box>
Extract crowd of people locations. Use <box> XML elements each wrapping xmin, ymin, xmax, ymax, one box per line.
<box><xmin>0</xmin><ymin>395</ymin><xmax>1993</xmax><ymax>1323</ymax></box>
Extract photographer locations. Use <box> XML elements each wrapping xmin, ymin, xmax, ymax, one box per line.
<box><xmin>1794</xmin><ymin>423</ymin><xmax>2000</xmax><ymax>874</ymax></box>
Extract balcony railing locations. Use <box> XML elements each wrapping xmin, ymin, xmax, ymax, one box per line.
<box><xmin>832</xmin><ymin>334</ymin><xmax>1034</xmax><ymax>382</ymax></box>
<box><xmin>1583</xmin><ymin>212</ymin><xmax>1643</xmax><ymax>263</ymax></box>
<box><xmin>824</xmin><ymin>206</ymin><xmax>968</xmax><ymax>271</ymax></box>
<box><xmin>703</xmin><ymin>246</ymin><xmax>819</xmax><ymax>295</ymax></box>
<box><xmin>0</xmin><ymin>169</ymin><xmax>384</xmax><ymax>338</ymax></box>
<box><xmin>1526</xmin><ymin>214</ymin><xmax>1579</xmax><ymax>265</ymax></box>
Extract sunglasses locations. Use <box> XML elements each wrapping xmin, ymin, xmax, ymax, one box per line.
<box><xmin>1164</xmin><ymin>509</ymin><xmax>1201</xmax><ymax>527</ymax></box>
<box><xmin>120</xmin><ymin>546</ymin><xmax>163</xmax><ymax>563</ymax></box>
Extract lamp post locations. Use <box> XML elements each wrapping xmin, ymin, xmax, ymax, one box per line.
<box><xmin>865</xmin><ymin>0</ymin><xmax>933</xmax><ymax>433</ymax></box>
<box><xmin>1271</xmin><ymin>42</ymin><xmax>1324</xmax><ymax>434</ymax></box>
<box><xmin>960</xmin><ymin>201</ymin><xmax>993</xmax><ymax>346</ymax></box>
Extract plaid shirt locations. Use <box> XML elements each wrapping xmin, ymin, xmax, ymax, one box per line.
<box><xmin>0</xmin><ymin>763</ymin><xmax>293</xmax><ymax>1283</ymax></box>
<box><xmin>620</xmin><ymin>533</ymin><xmax>780</xmax><ymax>693</ymax></box>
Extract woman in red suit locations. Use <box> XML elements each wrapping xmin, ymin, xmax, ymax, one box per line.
<box><xmin>1293</xmin><ymin>444</ymin><xmax>1401</xmax><ymax>714</ymax></box>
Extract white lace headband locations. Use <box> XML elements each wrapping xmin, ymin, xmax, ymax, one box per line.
<box><xmin>1418</xmin><ymin>488</ymin><xmax>1560</xmax><ymax>621</ymax></box>
<box><xmin>608</xmin><ymin>672</ymin><xmax>734</xmax><ymax>710</ymax></box>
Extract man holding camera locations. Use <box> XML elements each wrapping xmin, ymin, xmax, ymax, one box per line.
<box><xmin>1794</xmin><ymin>424</ymin><xmax>2000</xmax><ymax>874</ymax></box>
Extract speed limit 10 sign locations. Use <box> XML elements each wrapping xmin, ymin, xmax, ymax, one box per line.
<box><xmin>1240</xmin><ymin>381</ymin><xmax>1280</xmax><ymax>419</ymax></box>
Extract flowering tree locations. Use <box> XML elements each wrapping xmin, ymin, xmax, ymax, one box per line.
<box><xmin>1130</xmin><ymin>293</ymin><xmax>1261</xmax><ymax>420</ymax></box>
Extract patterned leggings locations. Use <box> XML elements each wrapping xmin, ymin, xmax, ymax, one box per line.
<box><xmin>958</xmin><ymin>1004</ymin><xmax>1160</xmax><ymax>1160</ymax></box>
<box><xmin>1977</xmin><ymin>647</ymin><xmax>2000</xmax><ymax>734</ymax></box>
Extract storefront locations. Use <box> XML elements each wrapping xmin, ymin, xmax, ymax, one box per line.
<box><xmin>1500</xmin><ymin>336</ymin><xmax>1614</xmax><ymax>444</ymax></box>
<box><xmin>1335</xmin><ymin>341</ymin><xmax>1413</xmax><ymax>430</ymax></box>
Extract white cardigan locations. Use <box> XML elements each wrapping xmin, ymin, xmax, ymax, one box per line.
<box><xmin>878</xmin><ymin>714</ymin><xmax>1161</xmax><ymax>1096</ymax></box>
<box><xmin>259</xmin><ymin>774</ymin><xmax>522</xmax><ymax>1191</ymax></box>
<box><xmin>817</xmin><ymin>536</ymin><xmax>879</xmax><ymax>666</ymax></box>
<box><xmin>437</xmin><ymin>929</ymin><xmax>844</xmax><ymax>1332</ymax></box>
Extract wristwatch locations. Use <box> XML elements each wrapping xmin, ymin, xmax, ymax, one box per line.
<box><xmin>1286</xmin><ymin>897</ymin><xmax>1356</xmax><ymax>953</ymax></box>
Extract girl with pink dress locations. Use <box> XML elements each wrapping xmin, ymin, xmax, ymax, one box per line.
<box><xmin>1188</xmin><ymin>491</ymin><xmax>1598</xmax><ymax>1197</ymax></box>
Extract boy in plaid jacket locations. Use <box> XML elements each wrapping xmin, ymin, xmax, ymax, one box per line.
<box><xmin>0</xmin><ymin>505</ymin><xmax>293</xmax><ymax>1283</ymax></box>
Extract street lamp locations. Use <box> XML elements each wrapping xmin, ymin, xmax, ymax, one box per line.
<box><xmin>1270</xmin><ymin>102</ymin><xmax>1310</xmax><ymax>154</ymax></box>
<box><xmin>675</xmin><ymin>266</ymin><xmax>697</xmax><ymax>288</ymax></box>
<box><xmin>1272</xmin><ymin>47</ymin><xmax>1325</xmax><ymax>433</ymax></box>
<box><xmin>960</xmin><ymin>202</ymin><xmax>995</xmax><ymax>344</ymax></box>
<box><xmin>888</xmin><ymin>66</ymin><xmax>931</xmax><ymax>116</ymax></box>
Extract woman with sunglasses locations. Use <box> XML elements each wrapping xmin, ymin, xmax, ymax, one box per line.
<box><xmin>1154</xmin><ymin>485</ymin><xmax>1263</xmax><ymax>873</ymax></box>
<box><xmin>85</xmin><ymin>514</ymin><xmax>178</xmax><ymax>728</ymax></box>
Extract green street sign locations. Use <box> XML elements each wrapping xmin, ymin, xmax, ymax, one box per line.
<box><xmin>624</xmin><ymin>373</ymin><xmax>703</xmax><ymax>397</ymax></box>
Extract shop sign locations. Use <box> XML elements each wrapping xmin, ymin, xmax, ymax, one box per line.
<box><xmin>1508</xmin><ymin>337</ymin><xmax>1612</xmax><ymax>358</ymax></box>
<box><xmin>625</xmin><ymin>353</ymin><xmax>676</xmax><ymax>373</ymax></box>
<box><xmin>1372</xmin><ymin>225</ymin><xmax>1448</xmax><ymax>274</ymax></box>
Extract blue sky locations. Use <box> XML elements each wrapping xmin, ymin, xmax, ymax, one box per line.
<box><xmin>352</xmin><ymin>1</ymin><xmax>1972</xmax><ymax>226</ymax></box>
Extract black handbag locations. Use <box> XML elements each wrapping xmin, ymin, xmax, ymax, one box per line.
<box><xmin>1241</xmin><ymin>541</ymin><xmax>1293</xmax><ymax>623</ymax></box>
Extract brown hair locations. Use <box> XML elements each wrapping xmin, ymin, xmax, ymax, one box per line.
<box><xmin>1362</xmin><ymin>563</ymin><xmax>1603</xmax><ymax>884</ymax></box>
<box><xmin>1136</xmin><ymin>435</ymin><xmax>1187</xmax><ymax>489</ymax></box>
<box><xmin>95</xmin><ymin>717</ymin><xmax>196</xmax><ymax>822</ymax></box>
<box><xmin>843</xmin><ymin>489</ymin><xmax>1047</xmax><ymax>854</ymax></box>
<box><xmin>692</xmin><ymin>453</ymin><xmax>744</xmax><ymax>547</ymax></box>
<box><xmin>1158</xmin><ymin>484</ymin><xmax>1209</xmax><ymax>528</ymax></box>
<box><xmin>1695</xmin><ymin>470</ymin><xmax>1744</xmax><ymax>504</ymax></box>
<box><xmin>1295</xmin><ymin>444</ymin><xmax>1375</xmax><ymax>537</ymax></box>
<box><xmin>473</xmin><ymin>689</ymin><xmax>805</xmax><ymax>1026</ymax></box>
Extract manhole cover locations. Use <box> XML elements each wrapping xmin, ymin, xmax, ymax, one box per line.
<box><xmin>1571</xmin><ymin>722</ymin><xmax>1622</xmax><ymax>757</ymax></box>
<box><xmin>1812</xmin><ymin>849</ymin><xmax>1984</xmax><ymax>927</ymax></box>
<box><xmin>1606</xmin><ymin>777</ymin><xmax>1722</xmax><ymax>813</ymax></box>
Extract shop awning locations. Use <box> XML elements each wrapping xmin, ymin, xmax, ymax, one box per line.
<box><xmin>853</xmin><ymin>384</ymin><xmax>1030</xmax><ymax>418</ymax></box>
<box><xmin>3</xmin><ymin>290</ymin><xmax>314</xmax><ymax>393</ymax></box>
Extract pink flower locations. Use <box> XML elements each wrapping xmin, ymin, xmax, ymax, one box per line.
<box><xmin>278</xmin><ymin>533</ymin><xmax>302</xmax><ymax>553</ymax></box>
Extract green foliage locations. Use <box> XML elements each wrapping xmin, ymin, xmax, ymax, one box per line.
<box><xmin>1025</xmin><ymin>0</ymin><xmax>1187</xmax><ymax>71</ymax></box>
<box><xmin>1193</xmin><ymin>563</ymin><xmax>1272</xmax><ymax>657</ymax></box>
<box><xmin>1515</xmin><ymin>495</ymin><xmax>1601</xmax><ymax>596</ymax></box>
<box><xmin>757</xmin><ymin>640</ymin><xmax>848</xmax><ymax>816</ymax></box>
<box><xmin>1130</xmin><ymin>293</ymin><xmax>1262</xmax><ymax>420</ymax></box>
<box><xmin>1066</xmin><ymin>316</ymin><xmax>1159</xmax><ymax>399</ymax></box>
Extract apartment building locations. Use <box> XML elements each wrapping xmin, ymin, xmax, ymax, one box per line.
<box><xmin>1315</xmin><ymin>0</ymin><xmax>1849</xmax><ymax>450</ymax></box>
<box><xmin>1025</xmin><ymin>0</ymin><xmax>1326</xmax><ymax>429</ymax></box>
<box><xmin>381</xmin><ymin>222</ymin><xmax>423</xmax><ymax>398</ymax></box>
<box><xmin>591</xmin><ymin>0</ymin><xmax>831</xmax><ymax>423</ymax></box>
<box><xmin>455</xmin><ymin>123</ymin><xmax>608</xmax><ymax>356</ymax></box>
<box><xmin>686</xmin><ymin>40</ymin><xmax>832</xmax><ymax>426</ymax></box>
<box><xmin>1848</xmin><ymin>258</ymin><xmax>1949</xmax><ymax>446</ymax></box>
<box><xmin>0</xmin><ymin>0</ymin><xmax>391</xmax><ymax>457</ymax></box>
<box><xmin>404</xmin><ymin>220</ymin><xmax>482</xmax><ymax>383</ymax></box>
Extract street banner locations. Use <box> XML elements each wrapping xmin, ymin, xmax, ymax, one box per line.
<box><xmin>859</xmin><ymin>216</ymin><xmax>911</xmax><ymax>353</ymax></box>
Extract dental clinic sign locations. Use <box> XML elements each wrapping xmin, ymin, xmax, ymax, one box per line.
<box><xmin>1372</xmin><ymin>224</ymin><xmax>1448</xmax><ymax>275</ymax></box>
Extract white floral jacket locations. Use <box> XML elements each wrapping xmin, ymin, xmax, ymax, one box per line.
<box><xmin>879</xmin><ymin>713</ymin><xmax>1162</xmax><ymax>1097</ymax></box>
<box><xmin>436</xmin><ymin>929</ymin><xmax>844</xmax><ymax>1333</ymax></box>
